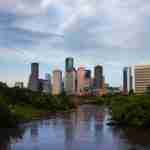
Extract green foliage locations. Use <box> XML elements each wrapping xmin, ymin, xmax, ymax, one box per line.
<box><xmin>95</xmin><ymin>96</ymin><xmax>105</xmax><ymax>105</ymax></box>
<box><xmin>0</xmin><ymin>97</ymin><xmax>18</xmax><ymax>127</ymax></box>
<box><xmin>109</xmin><ymin>95</ymin><xmax>150</xmax><ymax>127</ymax></box>
<box><xmin>0</xmin><ymin>82</ymin><xmax>75</xmax><ymax>127</ymax></box>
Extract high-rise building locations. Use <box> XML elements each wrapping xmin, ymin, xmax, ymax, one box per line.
<box><xmin>65</xmin><ymin>57</ymin><xmax>74</xmax><ymax>72</ymax></box>
<box><xmin>84</xmin><ymin>70</ymin><xmax>92</xmax><ymax>93</ymax></box>
<box><xmin>65</xmin><ymin>57</ymin><xmax>76</xmax><ymax>95</ymax></box>
<box><xmin>65</xmin><ymin>69</ymin><xmax>77</xmax><ymax>95</ymax></box>
<box><xmin>52</xmin><ymin>70</ymin><xmax>62</xmax><ymax>95</ymax></box>
<box><xmin>45</xmin><ymin>73</ymin><xmax>51</xmax><ymax>81</ymax></box>
<box><xmin>43</xmin><ymin>73</ymin><xmax>51</xmax><ymax>94</ymax></box>
<box><xmin>94</xmin><ymin>65</ymin><xmax>103</xmax><ymax>90</ymax></box>
<box><xmin>123</xmin><ymin>67</ymin><xmax>133</xmax><ymax>94</ymax></box>
<box><xmin>77</xmin><ymin>66</ymin><xmax>86</xmax><ymax>95</ymax></box>
<box><xmin>28</xmin><ymin>63</ymin><xmax>39</xmax><ymax>91</ymax></box>
<box><xmin>135</xmin><ymin>65</ymin><xmax>150</xmax><ymax>94</ymax></box>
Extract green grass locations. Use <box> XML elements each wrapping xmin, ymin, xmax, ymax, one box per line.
<box><xmin>11</xmin><ymin>105</ymin><xmax>45</xmax><ymax>121</ymax></box>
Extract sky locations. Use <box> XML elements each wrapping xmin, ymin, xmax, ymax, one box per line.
<box><xmin>0</xmin><ymin>0</ymin><xmax>150</xmax><ymax>87</ymax></box>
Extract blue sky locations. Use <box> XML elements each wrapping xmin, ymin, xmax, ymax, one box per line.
<box><xmin>0</xmin><ymin>0</ymin><xmax>150</xmax><ymax>86</ymax></box>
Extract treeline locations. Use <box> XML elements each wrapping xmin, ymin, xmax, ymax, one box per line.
<box><xmin>95</xmin><ymin>95</ymin><xmax>150</xmax><ymax>127</ymax></box>
<box><xmin>0</xmin><ymin>82</ymin><xmax>75</xmax><ymax>127</ymax></box>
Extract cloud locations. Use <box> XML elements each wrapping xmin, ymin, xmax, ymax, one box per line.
<box><xmin>0</xmin><ymin>0</ymin><xmax>150</xmax><ymax>86</ymax></box>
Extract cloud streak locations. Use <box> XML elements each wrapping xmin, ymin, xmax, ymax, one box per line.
<box><xmin>0</xmin><ymin>0</ymin><xmax>150</xmax><ymax>86</ymax></box>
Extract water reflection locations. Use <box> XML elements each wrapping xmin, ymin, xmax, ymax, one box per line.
<box><xmin>0</xmin><ymin>128</ymin><xmax>25</xmax><ymax>150</ymax></box>
<box><xmin>0</xmin><ymin>105</ymin><xmax>150</xmax><ymax>150</ymax></box>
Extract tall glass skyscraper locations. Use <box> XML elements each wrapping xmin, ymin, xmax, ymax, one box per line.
<box><xmin>28</xmin><ymin>63</ymin><xmax>39</xmax><ymax>91</ymax></box>
<box><xmin>65</xmin><ymin>57</ymin><xmax>74</xmax><ymax>72</ymax></box>
<box><xmin>123</xmin><ymin>67</ymin><xmax>133</xmax><ymax>94</ymax></box>
<box><xmin>84</xmin><ymin>70</ymin><xmax>92</xmax><ymax>93</ymax></box>
<box><xmin>65</xmin><ymin>69</ymin><xmax>77</xmax><ymax>95</ymax></box>
<box><xmin>65</xmin><ymin>57</ymin><xmax>76</xmax><ymax>95</ymax></box>
<box><xmin>52</xmin><ymin>70</ymin><xmax>62</xmax><ymax>95</ymax></box>
<box><xmin>31</xmin><ymin>63</ymin><xmax>39</xmax><ymax>78</ymax></box>
<box><xmin>94</xmin><ymin>65</ymin><xmax>103</xmax><ymax>90</ymax></box>
<box><xmin>43</xmin><ymin>73</ymin><xmax>51</xmax><ymax>94</ymax></box>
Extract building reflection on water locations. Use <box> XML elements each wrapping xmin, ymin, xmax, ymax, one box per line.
<box><xmin>30</xmin><ymin>123</ymin><xmax>39</xmax><ymax>142</ymax></box>
<box><xmin>1</xmin><ymin>105</ymin><xmax>150</xmax><ymax>150</ymax></box>
<box><xmin>63</xmin><ymin>105</ymin><xmax>106</xmax><ymax>149</ymax></box>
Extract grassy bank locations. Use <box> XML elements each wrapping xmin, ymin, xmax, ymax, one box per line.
<box><xmin>0</xmin><ymin>82</ymin><xmax>75</xmax><ymax>127</ymax></box>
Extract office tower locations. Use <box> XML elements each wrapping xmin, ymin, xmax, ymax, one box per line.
<box><xmin>43</xmin><ymin>73</ymin><xmax>51</xmax><ymax>94</ymax></box>
<box><xmin>135</xmin><ymin>65</ymin><xmax>150</xmax><ymax>94</ymax></box>
<box><xmin>65</xmin><ymin>57</ymin><xmax>74</xmax><ymax>72</ymax></box>
<box><xmin>14</xmin><ymin>82</ymin><xmax>24</xmax><ymax>88</ymax></box>
<box><xmin>65</xmin><ymin>69</ymin><xmax>77</xmax><ymax>95</ymax></box>
<box><xmin>123</xmin><ymin>67</ymin><xmax>133</xmax><ymax>94</ymax></box>
<box><xmin>77</xmin><ymin>66</ymin><xmax>86</xmax><ymax>95</ymax></box>
<box><xmin>94</xmin><ymin>65</ymin><xmax>103</xmax><ymax>90</ymax></box>
<box><xmin>65</xmin><ymin>57</ymin><xmax>76</xmax><ymax>95</ymax></box>
<box><xmin>38</xmin><ymin>79</ymin><xmax>44</xmax><ymax>92</ymax></box>
<box><xmin>28</xmin><ymin>63</ymin><xmax>39</xmax><ymax>91</ymax></box>
<box><xmin>84</xmin><ymin>70</ymin><xmax>92</xmax><ymax>93</ymax></box>
<box><xmin>52</xmin><ymin>70</ymin><xmax>62</xmax><ymax>95</ymax></box>
<box><xmin>45</xmin><ymin>73</ymin><xmax>51</xmax><ymax>81</ymax></box>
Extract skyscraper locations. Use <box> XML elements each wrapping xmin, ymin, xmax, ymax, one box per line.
<box><xmin>52</xmin><ymin>70</ymin><xmax>62</xmax><ymax>95</ymax></box>
<box><xmin>43</xmin><ymin>73</ymin><xmax>52</xmax><ymax>94</ymax></box>
<box><xmin>94</xmin><ymin>65</ymin><xmax>103</xmax><ymax>90</ymax></box>
<box><xmin>28</xmin><ymin>63</ymin><xmax>39</xmax><ymax>91</ymax></box>
<box><xmin>123</xmin><ymin>67</ymin><xmax>133</xmax><ymax>94</ymax></box>
<box><xmin>77</xmin><ymin>66</ymin><xmax>86</xmax><ymax>95</ymax></box>
<box><xmin>135</xmin><ymin>65</ymin><xmax>150</xmax><ymax>94</ymax></box>
<box><xmin>84</xmin><ymin>70</ymin><xmax>92</xmax><ymax>93</ymax></box>
<box><xmin>65</xmin><ymin>57</ymin><xmax>76</xmax><ymax>95</ymax></box>
<box><xmin>65</xmin><ymin>69</ymin><xmax>77</xmax><ymax>95</ymax></box>
<box><xmin>65</xmin><ymin>57</ymin><xmax>74</xmax><ymax>72</ymax></box>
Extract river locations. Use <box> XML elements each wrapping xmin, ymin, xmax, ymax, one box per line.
<box><xmin>0</xmin><ymin>105</ymin><xmax>150</xmax><ymax>150</ymax></box>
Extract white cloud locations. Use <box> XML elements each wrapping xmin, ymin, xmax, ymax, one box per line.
<box><xmin>1</xmin><ymin>0</ymin><xmax>150</xmax><ymax>86</ymax></box>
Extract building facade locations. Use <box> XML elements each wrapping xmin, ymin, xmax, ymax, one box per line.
<box><xmin>135</xmin><ymin>65</ymin><xmax>150</xmax><ymax>94</ymax></box>
<box><xmin>65</xmin><ymin>57</ymin><xmax>77</xmax><ymax>95</ymax></box>
<box><xmin>84</xmin><ymin>70</ymin><xmax>92</xmax><ymax>94</ymax></box>
<box><xmin>94</xmin><ymin>65</ymin><xmax>103</xmax><ymax>90</ymax></box>
<box><xmin>52</xmin><ymin>70</ymin><xmax>62</xmax><ymax>95</ymax></box>
<box><xmin>65</xmin><ymin>57</ymin><xmax>74</xmax><ymax>72</ymax></box>
<box><xmin>77</xmin><ymin>66</ymin><xmax>86</xmax><ymax>95</ymax></box>
<box><xmin>28</xmin><ymin>63</ymin><xmax>39</xmax><ymax>91</ymax></box>
<box><xmin>123</xmin><ymin>67</ymin><xmax>133</xmax><ymax>94</ymax></box>
<box><xmin>43</xmin><ymin>73</ymin><xmax>51</xmax><ymax>94</ymax></box>
<box><xmin>65</xmin><ymin>69</ymin><xmax>77</xmax><ymax>95</ymax></box>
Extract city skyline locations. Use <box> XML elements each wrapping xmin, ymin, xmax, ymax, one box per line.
<box><xmin>1</xmin><ymin>0</ymin><xmax>150</xmax><ymax>86</ymax></box>
<box><xmin>1</xmin><ymin>59</ymin><xmax>150</xmax><ymax>88</ymax></box>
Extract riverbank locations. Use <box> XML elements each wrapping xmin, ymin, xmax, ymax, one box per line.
<box><xmin>0</xmin><ymin>82</ymin><xmax>75</xmax><ymax>127</ymax></box>
<box><xmin>95</xmin><ymin>95</ymin><xmax>150</xmax><ymax>127</ymax></box>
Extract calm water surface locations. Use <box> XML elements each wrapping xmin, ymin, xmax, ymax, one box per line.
<box><xmin>0</xmin><ymin>105</ymin><xmax>150</xmax><ymax>150</ymax></box>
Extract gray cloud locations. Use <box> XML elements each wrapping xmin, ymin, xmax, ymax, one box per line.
<box><xmin>0</xmin><ymin>0</ymin><xmax>150</xmax><ymax>86</ymax></box>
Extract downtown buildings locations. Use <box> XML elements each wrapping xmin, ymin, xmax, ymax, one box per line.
<box><xmin>28</xmin><ymin>63</ymin><xmax>52</xmax><ymax>94</ymax></box>
<box><xmin>25</xmin><ymin>61</ymin><xmax>150</xmax><ymax>96</ymax></box>
<box><xmin>28</xmin><ymin>58</ymin><xmax>107</xmax><ymax>96</ymax></box>
<box><xmin>122</xmin><ymin>65</ymin><xmax>150</xmax><ymax>95</ymax></box>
